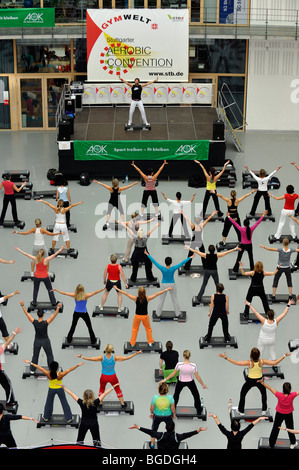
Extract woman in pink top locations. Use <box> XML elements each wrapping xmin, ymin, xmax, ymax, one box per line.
<box><xmin>228</xmin><ymin>210</ymin><xmax>267</xmax><ymax>272</ymax></box>
<box><xmin>160</xmin><ymin>350</ymin><xmax>207</xmax><ymax>416</ymax></box>
<box><xmin>269</xmin><ymin>185</ymin><xmax>299</xmax><ymax>240</ymax></box>
<box><xmin>259</xmin><ymin>379</ymin><xmax>299</xmax><ymax>448</ymax></box>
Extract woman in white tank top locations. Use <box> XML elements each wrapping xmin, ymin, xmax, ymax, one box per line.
<box><xmin>56</xmin><ymin>184</ymin><xmax>71</xmax><ymax>227</ymax></box>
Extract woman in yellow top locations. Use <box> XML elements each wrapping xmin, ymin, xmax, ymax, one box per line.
<box><xmin>24</xmin><ymin>358</ymin><xmax>84</xmax><ymax>423</ymax></box>
<box><xmin>219</xmin><ymin>348</ymin><xmax>290</xmax><ymax>415</ymax></box>
<box><xmin>194</xmin><ymin>160</ymin><xmax>230</xmax><ymax>218</ymax></box>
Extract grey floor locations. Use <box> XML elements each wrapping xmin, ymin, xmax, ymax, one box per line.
<box><xmin>0</xmin><ymin>128</ymin><xmax>299</xmax><ymax>450</ymax></box>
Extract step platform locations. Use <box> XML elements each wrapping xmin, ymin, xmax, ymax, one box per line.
<box><xmin>124</xmin><ymin>341</ymin><xmax>162</xmax><ymax>354</ymax></box>
<box><xmin>258</xmin><ymin>436</ymin><xmax>299</xmax><ymax>449</ymax></box>
<box><xmin>103</xmin><ymin>222</ymin><xmax>125</xmax><ymax>231</ymax></box>
<box><xmin>176</xmin><ymin>405</ymin><xmax>207</xmax><ymax>421</ymax></box>
<box><xmin>216</xmin><ymin>241</ymin><xmax>239</xmax><ymax>252</ymax></box>
<box><xmin>21</xmin><ymin>271</ymin><xmax>55</xmax><ymax>282</ymax></box>
<box><xmin>0</xmin><ymin>400</ymin><xmax>18</xmax><ymax>414</ymax></box>
<box><xmin>46</xmin><ymin>224</ymin><xmax>77</xmax><ymax>233</ymax></box>
<box><xmin>27</xmin><ymin>301</ymin><xmax>64</xmax><ymax>313</ymax></box>
<box><xmin>125</xmin><ymin>123</ymin><xmax>151</xmax><ymax>131</ymax></box>
<box><xmin>231</xmin><ymin>406</ymin><xmax>273</xmax><ymax>422</ymax></box>
<box><xmin>268</xmin><ymin>234</ymin><xmax>299</xmax><ymax>244</ymax></box>
<box><xmin>114</xmin><ymin>252</ymin><xmax>144</xmax><ymax>268</ymax></box>
<box><xmin>48</xmin><ymin>248</ymin><xmax>78</xmax><ymax>259</ymax></box>
<box><xmin>240</xmin><ymin>312</ymin><xmax>266</xmax><ymax>324</ymax></box>
<box><xmin>199</xmin><ymin>336</ymin><xmax>238</xmax><ymax>349</ymax></box>
<box><xmin>37</xmin><ymin>413</ymin><xmax>80</xmax><ymax>428</ymax></box>
<box><xmin>152</xmin><ymin>310</ymin><xmax>186</xmax><ymax>322</ymax></box>
<box><xmin>14</xmin><ymin>182</ymin><xmax>33</xmax><ymax>200</ymax></box>
<box><xmin>22</xmin><ymin>365</ymin><xmax>58</xmax><ymax>379</ymax></box>
<box><xmin>267</xmin><ymin>293</ymin><xmax>296</xmax><ymax>304</ymax></box>
<box><xmin>92</xmin><ymin>305</ymin><xmax>129</xmax><ymax>318</ymax></box>
<box><xmin>178</xmin><ymin>265</ymin><xmax>204</xmax><ymax>276</ymax></box>
<box><xmin>192</xmin><ymin>296</ymin><xmax>210</xmax><ymax>306</ymax></box>
<box><xmin>143</xmin><ymin>441</ymin><xmax>188</xmax><ymax>449</ymax></box>
<box><xmin>97</xmin><ymin>400</ymin><xmax>134</xmax><ymax>415</ymax></box>
<box><xmin>138</xmin><ymin>212</ymin><xmax>163</xmax><ymax>221</ymax></box>
<box><xmin>127</xmin><ymin>278</ymin><xmax>160</xmax><ymax>289</ymax></box>
<box><xmin>288</xmin><ymin>339</ymin><xmax>299</xmax><ymax>352</ymax></box>
<box><xmin>162</xmin><ymin>235</ymin><xmax>190</xmax><ymax>245</ymax></box>
<box><xmin>33</xmin><ymin>190</ymin><xmax>56</xmax><ymax>200</ymax></box>
<box><xmin>246</xmin><ymin>213</ymin><xmax>275</xmax><ymax>222</ymax></box>
<box><xmin>204</xmin><ymin>213</ymin><xmax>224</xmax><ymax>223</ymax></box>
<box><xmin>2</xmin><ymin>169</ymin><xmax>30</xmax><ymax>182</ymax></box>
<box><xmin>243</xmin><ymin>366</ymin><xmax>284</xmax><ymax>380</ymax></box>
<box><xmin>4</xmin><ymin>343</ymin><xmax>18</xmax><ymax>355</ymax></box>
<box><xmin>228</xmin><ymin>268</ymin><xmax>251</xmax><ymax>280</ymax></box>
<box><xmin>61</xmin><ymin>337</ymin><xmax>100</xmax><ymax>349</ymax></box>
<box><xmin>0</xmin><ymin>220</ymin><xmax>25</xmax><ymax>229</ymax></box>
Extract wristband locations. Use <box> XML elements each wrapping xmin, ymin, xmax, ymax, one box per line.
<box><xmin>12</xmin><ymin>331</ymin><xmax>16</xmax><ymax>335</ymax></box>
<box><xmin>287</xmin><ymin>304</ymin><xmax>291</xmax><ymax>308</ymax></box>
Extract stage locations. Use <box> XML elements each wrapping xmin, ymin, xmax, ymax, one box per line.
<box><xmin>58</xmin><ymin>105</ymin><xmax>226</xmax><ymax>179</ymax></box>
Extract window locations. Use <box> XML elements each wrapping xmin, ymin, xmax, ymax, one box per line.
<box><xmin>17</xmin><ymin>40</ymin><xmax>71</xmax><ymax>74</ymax></box>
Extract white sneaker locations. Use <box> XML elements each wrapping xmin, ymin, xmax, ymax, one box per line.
<box><xmin>290</xmin><ymin>442</ymin><xmax>298</xmax><ymax>449</ymax></box>
<box><xmin>262</xmin><ymin>411</ymin><xmax>267</xmax><ymax>415</ymax></box>
<box><xmin>6</xmin><ymin>342</ymin><xmax>14</xmax><ymax>350</ymax></box>
<box><xmin>99</xmin><ymin>307</ymin><xmax>103</xmax><ymax>311</ymax></box>
<box><xmin>237</xmin><ymin>410</ymin><xmax>244</xmax><ymax>416</ymax></box>
<box><xmin>118</xmin><ymin>308</ymin><xmax>123</xmax><ymax>312</ymax></box>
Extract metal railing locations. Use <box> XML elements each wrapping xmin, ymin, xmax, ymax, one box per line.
<box><xmin>217</xmin><ymin>83</ymin><xmax>246</xmax><ymax>153</ymax></box>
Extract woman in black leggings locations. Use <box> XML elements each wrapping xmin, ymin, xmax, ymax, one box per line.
<box><xmin>204</xmin><ymin>283</ymin><xmax>231</xmax><ymax>342</ymax></box>
<box><xmin>160</xmin><ymin>350</ymin><xmax>207</xmax><ymax>416</ymax></box>
<box><xmin>240</xmin><ymin>261</ymin><xmax>278</xmax><ymax>318</ymax></box>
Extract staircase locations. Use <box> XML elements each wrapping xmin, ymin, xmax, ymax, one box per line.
<box><xmin>217</xmin><ymin>83</ymin><xmax>246</xmax><ymax>153</ymax></box>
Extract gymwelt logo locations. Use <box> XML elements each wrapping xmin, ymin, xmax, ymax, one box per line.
<box><xmin>24</xmin><ymin>12</ymin><xmax>44</xmax><ymax>23</ymax></box>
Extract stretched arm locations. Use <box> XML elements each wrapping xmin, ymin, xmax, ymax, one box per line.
<box><xmin>63</xmin><ymin>201</ymin><xmax>83</xmax><ymax>212</ymax></box>
<box><xmin>113</xmin><ymin>286</ymin><xmax>137</xmax><ymax>301</ymax></box>
<box><xmin>217</xmin><ymin>245</ymin><xmax>240</xmax><ymax>258</ymax></box>
<box><xmin>260</xmin><ymin>244</ymin><xmax>278</xmax><ymax>252</ymax></box>
<box><xmin>44</xmin><ymin>244</ymin><xmax>66</xmax><ymax>262</ymax></box>
<box><xmin>186</xmin><ymin>246</ymin><xmax>206</xmax><ymax>258</ymax></box>
<box><xmin>119</xmin><ymin>182</ymin><xmax>138</xmax><ymax>192</ymax></box>
<box><xmin>276</xmin><ymin>300</ymin><xmax>295</xmax><ymax>324</ymax></box>
<box><xmin>60</xmin><ymin>385</ymin><xmax>79</xmax><ymax>402</ymax></box>
<box><xmin>51</xmin><ymin>288</ymin><xmax>75</xmax><ymax>297</ymax></box>
<box><xmin>245</xmin><ymin>301</ymin><xmax>265</xmax><ymax>324</ymax></box>
<box><xmin>115</xmin><ymin>351</ymin><xmax>143</xmax><ymax>362</ymax></box>
<box><xmin>76</xmin><ymin>354</ymin><xmax>102</xmax><ymax>362</ymax></box>
<box><xmin>262</xmin><ymin>353</ymin><xmax>291</xmax><ymax>367</ymax></box>
<box><xmin>215</xmin><ymin>192</ymin><xmax>230</xmax><ymax>203</ymax></box>
<box><xmin>58</xmin><ymin>362</ymin><xmax>84</xmax><ymax>379</ymax></box>
<box><xmin>2</xmin><ymin>290</ymin><xmax>19</xmax><ymax>303</ymax></box>
<box><xmin>47</xmin><ymin>303</ymin><xmax>62</xmax><ymax>324</ymax></box>
<box><xmin>131</xmin><ymin>161</ymin><xmax>147</xmax><ymax>181</ymax></box>
<box><xmin>2</xmin><ymin>328</ymin><xmax>22</xmax><ymax>352</ymax></box>
<box><xmin>141</xmin><ymin>77</ymin><xmax>158</xmax><ymax>88</ymax></box>
<box><xmin>93</xmin><ymin>180</ymin><xmax>112</xmax><ymax>190</ymax></box>
<box><xmin>194</xmin><ymin>160</ymin><xmax>210</xmax><ymax>180</ymax></box>
<box><xmin>20</xmin><ymin>301</ymin><xmax>34</xmax><ymax>323</ymax></box>
<box><xmin>288</xmin><ymin>214</ymin><xmax>299</xmax><ymax>225</ymax></box>
<box><xmin>236</xmin><ymin>190</ymin><xmax>256</xmax><ymax>203</ymax></box>
<box><xmin>0</xmin><ymin>257</ymin><xmax>15</xmax><ymax>264</ymax></box>
<box><xmin>24</xmin><ymin>360</ymin><xmax>50</xmax><ymax>378</ymax></box>
<box><xmin>13</xmin><ymin>181</ymin><xmax>27</xmax><ymax>193</ymax></box>
<box><xmin>218</xmin><ymin>352</ymin><xmax>250</xmax><ymax>367</ymax></box>
<box><xmin>85</xmin><ymin>288</ymin><xmax>105</xmax><ymax>299</ymax></box>
<box><xmin>268</xmin><ymin>192</ymin><xmax>285</xmax><ymax>201</ymax></box>
<box><xmin>147</xmin><ymin>287</ymin><xmax>173</xmax><ymax>302</ymax></box>
<box><xmin>257</xmin><ymin>379</ymin><xmax>276</xmax><ymax>395</ymax></box>
<box><xmin>147</xmin><ymin>222</ymin><xmax>160</xmax><ymax>237</ymax></box>
<box><xmin>153</xmin><ymin>160</ymin><xmax>167</xmax><ymax>179</ymax></box>
<box><xmin>36</xmin><ymin>199</ymin><xmax>57</xmax><ymax>210</ymax></box>
<box><xmin>213</xmin><ymin>161</ymin><xmax>230</xmax><ymax>182</ymax></box>
<box><xmin>11</xmin><ymin>228</ymin><xmax>35</xmax><ymax>236</ymax></box>
<box><xmin>119</xmin><ymin>76</ymin><xmax>132</xmax><ymax>87</ymax></box>
<box><xmin>14</xmin><ymin>246</ymin><xmax>36</xmax><ymax>261</ymax></box>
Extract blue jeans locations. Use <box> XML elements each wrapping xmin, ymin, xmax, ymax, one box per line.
<box><xmin>43</xmin><ymin>387</ymin><xmax>72</xmax><ymax>421</ymax></box>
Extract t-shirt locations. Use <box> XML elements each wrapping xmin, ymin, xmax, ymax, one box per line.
<box><xmin>77</xmin><ymin>398</ymin><xmax>100</xmax><ymax>424</ymax></box>
<box><xmin>249</xmin><ymin>170</ymin><xmax>276</xmax><ymax>191</ymax></box>
<box><xmin>166</xmin><ymin>199</ymin><xmax>191</xmax><ymax>214</ymax></box>
<box><xmin>147</xmin><ymin>254</ymin><xmax>191</xmax><ymax>283</ymax></box>
<box><xmin>218</xmin><ymin>423</ymin><xmax>254</xmax><ymax>450</ymax></box>
<box><xmin>33</xmin><ymin>319</ymin><xmax>49</xmax><ymax>339</ymax></box>
<box><xmin>284</xmin><ymin>193</ymin><xmax>298</xmax><ymax>210</ymax></box>
<box><xmin>2</xmin><ymin>180</ymin><xmax>14</xmax><ymax>195</ymax></box>
<box><xmin>277</xmin><ymin>247</ymin><xmax>295</xmax><ymax>267</ymax></box>
<box><xmin>131</xmin><ymin>84</ymin><xmax>142</xmax><ymax>100</ymax></box>
<box><xmin>160</xmin><ymin>350</ymin><xmax>179</xmax><ymax>370</ymax></box>
<box><xmin>175</xmin><ymin>362</ymin><xmax>197</xmax><ymax>382</ymax></box>
<box><xmin>151</xmin><ymin>394</ymin><xmax>174</xmax><ymax>416</ymax></box>
<box><xmin>275</xmin><ymin>391</ymin><xmax>298</xmax><ymax>414</ymax></box>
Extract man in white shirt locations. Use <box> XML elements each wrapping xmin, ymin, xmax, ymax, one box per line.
<box><xmin>161</xmin><ymin>191</ymin><xmax>196</xmax><ymax>238</ymax></box>
<box><xmin>244</xmin><ymin>165</ymin><xmax>282</xmax><ymax>217</ymax></box>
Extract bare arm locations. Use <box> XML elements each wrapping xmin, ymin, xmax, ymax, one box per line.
<box><xmin>85</xmin><ymin>288</ymin><xmax>105</xmax><ymax>299</ymax></box>
<box><xmin>214</xmin><ymin>161</ymin><xmax>230</xmax><ymax>182</ymax></box>
<box><xmin>245</xmin><ymin>301</ymin><xmax>265</xmax><ymax>324</ymax></box>
<box><xmin>153</xmin><ymin>160</ymin><xmax>167</xmax><ymax>180</ymax></box>
<box><xmin>260</xmin><ymin>244</ymin><xmax>278</xmax><ymax>252</ymax></box>
<box><xmin>14</xmin><ymin>246</ymin><xmax>36</xmax><ymax>261</ymax></box>
<box><xmin>47</xmin><ymin>304</ymin><xmax>62</xmax><ymax>324</ymax></box>
<box><xmin>20</xmin><ymin>301</ymin><xmax>34</xmax><ymax>323</ymax></box>
<box><xmin>218</xmin><ymin>352</ymin><xmax>250</xmax><ymax>367</ymax></box>
<box><xmin>58</xmin><ymin>362</ymin><xmax>84</xmax><ymax>379</ymax></box>
<box><xmin>147</xmin><ymin>287</ymin><xmax>172</xmax><ymax>302</ymax></box>
<box><xmin>113</xmin><ymin>286</ymin><xmax>137</xmax><ymax>301</ymax></box>
<box><xmin>268</xmin><ymin>192</ymin><xmax>285</xmax><ymax>201</ymax></box>
<box><xmin>24</xmin><ymin>360</ymin><xmax>50</xmax><ymax>378</ymax></box>
<box><xmin>44</xmin><ymin>244</ymin><xmax>66</xmax><ymax>262</ymax></box>
<box><xmin>36</xmin><ymin>199</ymin><xmax>57</xmax><ymax>210</ymax></box>
<box><xmin>141</xmin><ymin>77</ymin><xmax>158</xmax><ymax>87</ymax></box>
<box><xmin>119</xmin><ymin>182</ymin><xmax>138</xmax><ymax>192</ymax></box>
<box><xmin>131</xmin><ymin>161</ymin><xmax>147</xmax><ymax>181</ymax></box>
<box><xmin>51</xmin><ymin>288</ymin><xmax>75</xmax><ymax>297</ymax></box>
<box><xmin>93</xmin><ymin>180</ymin><xmax>112</xmax><ymax>191</ymax></box>
<box><xmin>217</xmin><ymin>245</ymin><xmax>240</xmax><ymax>258</ymax></box>
<box><xmin>114</xmin><ymin>351</ymin><xmax>143</xmax><ymax>362</ymax></box>
<box><xmin>236</xmin><ymin>190</ymin><xmax>256</xmax><ymax>203</ymax></box>
<box><xmin>13</xmin><ymin>181</ymin><xmax>27</xmax><ymax>193</ymax></box>
<box><xmin>11</xmin><ymin>228</ymin><xmax>35</xmax><ymax>235</ymax></box>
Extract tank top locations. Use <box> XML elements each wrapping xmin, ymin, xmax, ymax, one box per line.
<box><xmin>34</xmin><ymin>227</ymin><xmax>45</xmax><ymax>246</ymax></box>
<box><xmin>228</xmin><ymin>198</ymin><xmax>239</xmax><ymax>220</ymax></box>
<box><xmin>206</xmin><ymin>179</ymin><xmax>216</xmax><ymax>191</ymax></box>
<box><xmin>251</xmin><ymin>271</ymin><xmax>264</xmax><ymax>288</ymax></box>
<box><xmin>191</xmin><ymin>226</ymin><xmax>203</xmax><ymax>244</ymax></box>
<box><xmin>145</xmin><ymin>176</ymin><xmax>156</xmax><ymax>191</ymax></box>
<box><xmin>55</xmin><ymin>210</ymin><xmax>66</xmax><ymax>224</ymax></box>
<box><xmin>101</xmin><ymin>354</ymin><xmax>115</xmax><ymax>376</ymax></box>
<box><xmin>259</xmin><ymin>319</ymin><xmax>277</xmax><ymax>340</ymax></box>
<box><xmin>75</xmin><ymin>299</ymin><xmax>87</xmax><ymax>313</ymax></box>
<box><xmin>248</xmin><ymin>360</ymin><xmax>263</xmax><ymax>379</ymax></box>
<box><xmin>109</xmin><ymin>187</ymin><xmax>120</xmax><ymax>206</ymax></box>
<box><xmin>2</xmin><ymin>180</ymin><xmax>14</xmax><ymax>195</ymax></box>
<box><xmin>107</xmin><ymin>263</ymin><xmax>120</xmax><ymax>280</ymax></box>
<box><xmin>58</xmin><ymin>186</ymin><xmax>68</xmax><ymax>202</ymax></box>
<box><xmin>213</xmin><ymin>293</ymin><xmax>226</xmax><ymax>313</ymax></box>
<box><xmin>132</xmin><ymin>84</ymin><xmax>142</xmax><ymax>100</ymax></box>
<box><xmin>33</xmin><ymin>319</ymin><xmax>48</xmax><ymax>339</ymax></box>
<box><xmin>49</xmin><ymin>377</ymin><xmax>63</xmax><ymax>389</ymax></box>
<box><xmin>35</xmin><ymin>261</ymin><xmax>48</xmax><ymax>278</ymax></box>
<box><xmin>135</xmin><ymin>297</ymin><xmax>148</xmax><ymax>316</ymax></box>
<box><xmin>205</xmin><ymin>253</ymin><xmax>218</xmax><ymax>270</ymax></box>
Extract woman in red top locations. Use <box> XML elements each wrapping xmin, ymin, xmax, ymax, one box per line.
<box><xmin>269</xmin><ymin>185</ymin><xmax>298</xmax><ymax>240</ymax></box>
<box><xmin>0</xmin><ymin>174</ymin><xmax>27</xmax><ymax>225</ymax></box>
<box><xmin>14</xmin><ymin>245</ymin><xmax>65</xmax><ymax>306</ymax></box>
<box><xmin>100</xmin><ymin>254</ymin><xmax>128</xmax><ymax>312</ymax></box>
<box><xmin>259</xmin><ymin>379</ymin><xmax>299</xmax><ymax>448</ymax></box>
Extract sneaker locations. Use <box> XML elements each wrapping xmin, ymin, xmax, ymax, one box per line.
<box><xmin>148</xmin><ymin>343</ymin><xmax>154</xmax><ymax>348</ymax></box>
<box><xmin>48</xmin><ymin>249</ymin><xmax>54</xmax><ymax>255</ymax></box>
<box><xmin>66</xmin><ymin>417</ymin><xmax>74</xmax><ymax>424</ymax></box>
<box><xmin>67</xmin><ymin>248</ymin><xmax>74</xmax><ymax>253</ymax></box>
<box><xmin>290</xmin><ymin>442</ymin><xmax>298</xmax><ymax>449</ymax></box>
<box><xmin>225</xmin><ymin>336</ymin><xmax>232</xmax><ymax>342</ymax></box>
<box><xmin>262</xmin><ymin>411</ymin><xmax>267</xmax><ymax>415</ymax></box>
<box><xmin>118</xmin><ymin>308</ymin><xmax>123</xmax><ymax>312</ymax></box>
<box><xmin>203</xmin><ymin>336</ymin><xmax>210</xmax><ymax>342</ymax></box>
<box><xmin>6</xmin><ymin>401</ymin><xmax>17</xmax><ymax>407</ymax></box>
<box><xmin>6</xmin><ymin>342</ymin><xmax>14</xmax><ymax>350</ymax></box>
<box><xmin>237</xmin><ymin>410</ymin><xmax>245</xmax><ymax>416</ymax></box>
<box><xmin>269</xmin><ymin>294</ymin><xmax>276</xmax><ymax>300</ymax></box>
<box><xmin>30</xmin><ymin>272</ymin><xmax>34</xmax><ymax>277</ymax></box>
<box><xmin>42</xmin><ymin>415</ymin><xmax>49</xmax><ymax>422</ymax></box>
<box><xmin>219</xmin><ymin>241</ymin><xmax>226</xmax><ymax>246</ymax></box>
<box><xmin>99</xmin><ymin>307</ymin><xmax>103</xmax><ymax>311</ymax></box>
<box><xmin>121</xmin><ymin>403</ymin><xmax>127</xmax><ymax>409</ymax></box>
<box><xmin>103</xmin><ymin>224</ymin><xmax>107</xmax><ymax>231</ymax></box>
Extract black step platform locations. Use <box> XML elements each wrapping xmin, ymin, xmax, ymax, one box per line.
<box><xmin>21</xmin><ymin>271</ymin><xmax>55</xmax><ymax>282</ymax></box>
<box><xmin>199</xmin><ymin>336</ymin><xmax>238</xmax><ymax>349</ymax></box>
<box><xmin>22</xmin><ymin>365</ymin><xmax>59</xmax><ymax>379</ymax></box>
<box><xmin>48</xmin><ymin>248</ymin><xmax>78</xmax><ymax>259</ymax></box>
<box><xmin>33</xmin><ymin>190</ymin><xmax>56</xmax><ymax>200</ymax></box>
<box><xmin>125</xmin><ymin>123</ymin><xmax>151</xmax><ymax>131</ymax></box>
<box><xmin>176</xmin><ymin>405</ymin><xmax>207</xmax><ymax>421</ymax></box>
<box><xmin>268</xmin><ymin>234</ymin><xmax>299</xmax><ymax>244</ymax></box>
<box><xmin>258</xmin><ymin>436</ymin><xmax>299</xmax><ymax>449</ymax></box>
<box><xmin>228</xmin><ymin>268</ymin><xmax>251</xmax><ymax>280</ymax></box>
<box><xmin>138</xmin><ymin>212</ymin><xmax>163</xmax><ymax>221</ymax></box>
<box><xmin>267</xmin><ymin>293</ymin><xmax>296</xmax><ymax>304</ymax></box>
<box><xmin>2</xmin><ymin>169</ymin><xmax>30</xmax><ymax>182</ymax></box>
<box><xmin>288</xmin><ymin>339</ymin><xmax>299</xmax><ymax>352</ymax></box>
<box><xmin>61</xmin><ymin>337</ymin><xmax>100</xmax><ymax>349</ymax></box>
<box><xmin>0</xmin><ymin>400</ymin><xmax>18</xmax><ymax>414</ymax></box>
<box><xmin>46</xmin><ymin>224</ymin><xmax>77</xmax><ymax>233</ymax></box>
<box><xmin>240</xmin><ymin>312</ymin><xmax>266</xmax><ymax>324</ymax></box>
<box><xmin>162</xmin><ymin>235</ymin><xmax>190</xmax><ymax>245</ymax></box>
<box><xmin>103</xmin><ymin>222</ymin><xmax>126</xmax><ymax>231</ymax></box>
<box><xmin>243</xmin><ymin>366</ymin><xmax>284</xmax><ymax>380</ymax></box>
<box><xmin>246</xmin><ymin>213</ymin><xmax>275</xmax><ymax>222</ymax></box>
<box><xmin>127</xmin><ymin>278</ymin><xmax>160</xmax><ymax>289</ymax></box>
<box><xmin>14</xmin><ymin>183</ymin><xmax>33</xmax><ymax>200</ymax></box>
<box><xmin>231</xmin><ymin>407</ymin><xmax>273</xmax><ymax>422</ymax></box>
<box><xmin>152</xmin><ymin>310</ymin><xmax>186</xmax><ymax>322</ymax></box>
<box><xmin>27</xmin><ymin>302</ymin><xmax>63</xmax><ymax>313</ymax></box>
<box><xmin>0</xmin><ymin>220</ymin><xmax>25</xmax><ymax>229</ymax></box>
<box><xmin>124</xmin><ymin>341</ymin><xmax>162</xmax><ymax>354</ymax></box>
<box><xmin>203</xmin><ymin>213</ymin><xmax>224</xmax><ymax>223</ymax></box>
<box><xmin>92</xmin><ymin>306</ymin><xmax>129</xmax><ymax>318</ymax></box>
<box><xmin>97</xmin><ymin>400</ymin><xmax>134</xmax><ymax>415</ymax></box>
<box><xmin>4</xmin><ymin>343</ymin><xmax>18</xmax><ymax>355</ymax></box>
<box><xmin>144</xmin><ymin>441</ymin><xmax>188</xmax><ymax>449</ymax></box>
<box><xmin>178</xmin><ymin>265</ymin><xmax>204</xmax><ymax>276</ymax></box>
<box><xmin>37</xmin><ymin>413</ymin><xmax>80</xmax><ymax>428</ymax></box>
<box><xmin>192</xmin><ymin>296</ymin><xmax>210</xmax><ymax>306</ymax></box>
<box><xmin>216</xmin><ymin>241</ymin><xmax>239</xmax><ymax>252</ymax></box>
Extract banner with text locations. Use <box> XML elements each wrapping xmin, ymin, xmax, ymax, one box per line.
<box><xmin>73</xmin><ymin>140</ymin><xmax>209</xmax><ymax>161</ymax></box>
<box><xmin>87</xmin><ymin>9</ymin><xmax>189</xmax><ymax>82</ymax></box>
<box><xmin>0</xmin><ymin>8</ymin><xmax>55</xmax><ymax>28</ymax></box>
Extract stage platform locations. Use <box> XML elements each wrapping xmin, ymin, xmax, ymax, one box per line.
<box><xmin>58</xmin><ymin>105</ymin><xmax>226</xmax><ymax>179</ymax></box>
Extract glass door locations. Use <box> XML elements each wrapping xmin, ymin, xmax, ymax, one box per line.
<box><xmin>46</xmin><ymin>77</ymin><xmax>69</xmax><ymax>128</ymax></box>
<box><xmin>20</xmin><ymin>77</ymin><xmax>43</xmax><ymax>128</ymax></box>
<box><xmin>0</xmin><ymin>76</ymin><xmax>11</xmax><ymax>129</ymax></box>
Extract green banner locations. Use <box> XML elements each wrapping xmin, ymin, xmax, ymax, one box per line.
<box><xmin>0</xmin><ymin>8</ymin><xmax>55</xmax><ymax>28</ymax></box>
<box><xmin>73</xmin><ymin>140</ymin><xmax>210</xmax><ymax>161</ymax></box>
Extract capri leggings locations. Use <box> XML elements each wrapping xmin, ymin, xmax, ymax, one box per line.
<box><xmin>99</xmin><ymin>373</ymin><xmax>123</xmax><ymax>398</ymax></box>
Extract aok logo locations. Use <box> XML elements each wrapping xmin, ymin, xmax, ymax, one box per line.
<box><xmin>24</xmin><ymin>12</ymin><xmax>44</xmax><ymax>23</ymax></box>
<box><xmin>175</xmin><ymin>144</ymin><xmax>197</xmax><ymax>155</ymax></box>
<box><xmin>86</xmin><ymin>144</ymin><xmax>108</xmax><ymax>155</ymax></box>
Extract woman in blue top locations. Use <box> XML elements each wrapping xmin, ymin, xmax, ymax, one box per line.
<box><xmin>52</xmin><ymin>284</ymin><xmax>104</xmax><ymax>344</ymax></box>
<box><xmin>76</xmin><ymin>344</ymin><xmax>142</xmax><ymax>409</ymax></box>
<box><xmin>149</xmin><ymin>382</ymin><xmax>176</xmax><ymax>448</ymax></box>
<box><xmin>144</xmin><ymin>249</ymin><xmax>194</xmax><ymax>317</ymax></box>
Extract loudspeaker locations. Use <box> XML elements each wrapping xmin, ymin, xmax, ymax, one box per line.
<box><xmin>213</xmin><ymin>120</ymin><xmax>225</xmax><ymax>141</ymax></box>
<box><xmin>58</xmin><ymin>120</ymin><xmax>71</xmax><ymax>141</ymax></box>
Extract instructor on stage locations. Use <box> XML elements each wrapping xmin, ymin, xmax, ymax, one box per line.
<box><xmin>120</xmin><ymin>76</ymin><xmax>158</xmax><ymax>128</ymax></box>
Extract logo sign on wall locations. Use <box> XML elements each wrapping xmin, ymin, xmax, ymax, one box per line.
<box><xmin>87</xmin><ymin>9</ymin><xmax>189</xmax><ymax>82</ymax></box>
<box><xmin>0</xmin><ymin>8</ymin><xmax>55</xmax><ymax>28</ymax></box>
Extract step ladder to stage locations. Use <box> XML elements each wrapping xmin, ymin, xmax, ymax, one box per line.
<box><xmin>217</xmin><ymin>83</ymin><xmax>246</xmax><ymax>153</ymax></box>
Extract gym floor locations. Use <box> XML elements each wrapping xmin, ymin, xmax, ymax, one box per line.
<box><xmin>0</xmin><ymin>126</ymin><xmax>299</xmax><ymax>451</ymax></box>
